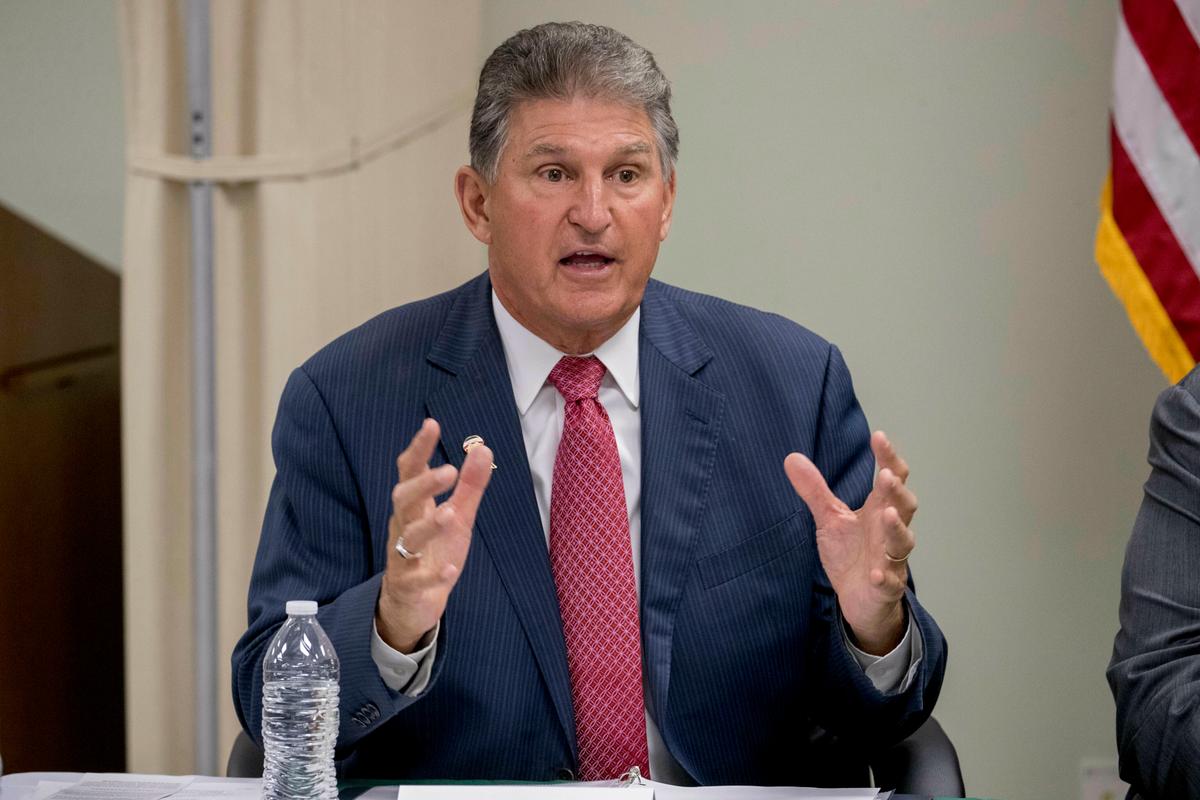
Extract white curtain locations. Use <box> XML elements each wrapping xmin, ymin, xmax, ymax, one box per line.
<box><xmin>118</xmin><ymin>0</ymin><xmax>484</xmax><ymax>772</ymax></box>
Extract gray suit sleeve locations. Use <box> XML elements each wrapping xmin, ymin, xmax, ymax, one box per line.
<box><xmin>1108</xmin><ymin>366</ymin><xmax>1200</xmax><ymax>800</ymax></box>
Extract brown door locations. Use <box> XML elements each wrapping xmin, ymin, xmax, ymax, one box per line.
<box><xmin>0</xmin><ymin>203</ymin><xmax>125</xmax><ymax>772</ymax></box>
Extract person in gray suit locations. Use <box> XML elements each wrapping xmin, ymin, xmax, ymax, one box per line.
<box><xmin>1109</xmin><ymin>364</ymin><xmax>1200</xmax><ymax>800</ymax></box>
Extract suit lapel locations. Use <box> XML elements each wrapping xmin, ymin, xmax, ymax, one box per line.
<box><xmin>637</xmin><ymin>282</ymin><xmax>725</xmax><ymax>735</ymax></box>
<box><xmin>424</xmin><ymin>274</ymin><xmax>577</xmax><ymax>755</ymax></box>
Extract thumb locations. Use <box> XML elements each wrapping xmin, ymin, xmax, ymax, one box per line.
<box><xmin>783</xmin><ymin>452</ymin><xmax>845</xmax><ymax>523</ymax></box>
<box><xmin>448</xmin><ymin>445</ymin><xmax>494</xmax><ymax>522</ymax></box>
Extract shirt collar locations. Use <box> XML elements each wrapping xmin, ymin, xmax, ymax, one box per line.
<box><xmin>491</xmin><ymin>289</ymin><xmax>641</xmax><ymax>415</ymax></box>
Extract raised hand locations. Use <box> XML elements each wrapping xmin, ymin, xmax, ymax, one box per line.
<box><xmin>375</xmin><ymin>418</ymin><xmax>494</xmax><ymax>653</ymax></box>
<box><xmin>783</xmin><ymin>431</ymin><xmax>918</xmax><ymax>655</ymax></box>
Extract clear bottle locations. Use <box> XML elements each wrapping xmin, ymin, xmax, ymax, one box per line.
<box><xmin>261</xmin><ymin>600</ymin><xmax>340</xmax><ymax>800</ymax></box>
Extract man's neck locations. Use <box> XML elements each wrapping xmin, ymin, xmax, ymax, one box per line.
<box><xmin>492</xmin><ymin>288</ymin><xmax>629</xmax><ymax>355</ymax></box>
<box><xmin>491</xmin><ymin>288</ymin><xmax>641</xmax><ymax>415</ymax></box>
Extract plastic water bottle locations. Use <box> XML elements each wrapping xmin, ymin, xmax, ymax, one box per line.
<box><xmin>261</xmin><ymin>600</ymin><xmax>340</xmax><ymax>800</ymax></box>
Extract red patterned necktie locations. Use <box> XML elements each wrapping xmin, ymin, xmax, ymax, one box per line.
<box><xmin>547</xmin><ymin>355</ymin><xmax>649</xmax><ymax>781</ymax></box>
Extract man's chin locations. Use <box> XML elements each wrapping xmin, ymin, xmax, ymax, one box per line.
<box><xmin>554</xmin><ymin>309</ymin><xmax>636</xmax><ymax>346</ymax></box>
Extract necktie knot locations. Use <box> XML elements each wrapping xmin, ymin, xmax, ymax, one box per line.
<box><xmin>548</xmin><ymin>356</ymin><xmax>606</xmax><ymax>403</ymax></box>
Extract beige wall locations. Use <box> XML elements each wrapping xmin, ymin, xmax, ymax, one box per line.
<box><xmin>0</xmin><ymin>0</ymin><xmax>124</xmax><ymax>269</ymax></box>
<box><xmin>117</xmin><ymin>0</ymin><xmax>486</xmax><ymax>774</ymax></box>
<box><xmin>480</xmin><ymin>3</ymin><xmax>1147</xmax><ymax>799</ymax></box>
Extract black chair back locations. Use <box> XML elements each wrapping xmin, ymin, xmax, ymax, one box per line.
<box><xmin>870</xmin><ymin>717</ymin><xmax>965</xmax><ymax>797</ymax></box>
<box><xmin>227</xmin><ymin>730</ymin><xmax>264</xmax><ymax>778</ymax></box>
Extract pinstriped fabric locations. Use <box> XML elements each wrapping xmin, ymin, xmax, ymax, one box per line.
<box><xmin>231</xmin><ymin>278</ymin><xmax>571</xmax><ymax>779</ymax></box>
<box><xmin>1108</xmin><ymin>365</ymin><xmax>1200</xmax><ymax>798</ymax></box>
<box><xmin>636</xmin><ymin>284</ymin><xmax>946</xmax><ymax>785</ymax></box>
<box><xmin>232</xmin><ymin>271</ymin><xmax>947</xmax><ymax>785</ymax></box>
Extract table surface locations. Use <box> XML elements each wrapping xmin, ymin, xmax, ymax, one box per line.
<box><xmin>0</xmin><ymin>772</ymin><xmax>974</xmax><ymax>800</ymax></box>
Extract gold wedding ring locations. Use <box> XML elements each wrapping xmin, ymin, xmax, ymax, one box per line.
<box><xmin>885</xmin><ymin>551</ymin><xmax>910</xmax><ymax>564</ymax></box>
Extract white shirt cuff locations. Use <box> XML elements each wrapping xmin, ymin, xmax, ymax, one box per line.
<box><xmin>371</xmin><ymin>619</ymin><xmax>439</xmax><ymax>696</ymax></box>
<box><xmin>841</xmin><ymin>609</ymin><xmax>924</xmax><ymax>695</ymax></box>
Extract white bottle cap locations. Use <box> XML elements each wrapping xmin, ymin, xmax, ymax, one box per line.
<box><xmin>286</xmin><ymin>600</ymin><xmax>318</xmax><ymax>616</ymax></box>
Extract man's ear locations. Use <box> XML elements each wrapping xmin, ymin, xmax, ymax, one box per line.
<box><xmin>658</xmin><ymin>168</ymin><xmax>677</xmax><ymax>242</ymax></box>
<box><xmin>455</xmin><ymin>166</ymin><xmax>491</xmax><ymax>245</ymax></box>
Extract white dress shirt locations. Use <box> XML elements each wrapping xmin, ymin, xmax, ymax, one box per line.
<box><xmin>372</xmin><ymin>291</ymin><xmax>922</xmax><ymax>783</ymax></box>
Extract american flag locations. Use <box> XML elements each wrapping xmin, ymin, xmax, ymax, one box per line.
<box><xmin>1096</xmin><ymin>0</ymin><xmax>1200</xmax><ymax>383</ymax></box>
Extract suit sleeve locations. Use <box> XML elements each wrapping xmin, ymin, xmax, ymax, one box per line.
<box><xmin>231</xmin><ymin>366</ymin><xmax>444</xmax><ymax>753</ymax></box>
<box><xmin>1108</xmin><ymin>368</ymin><xmax>1200</xmax><ymax>799</ymax></box>
<box><xmin>803</xmin><ymin>344</ymin><xmax>948</xmax><ymax>747</ymax></box>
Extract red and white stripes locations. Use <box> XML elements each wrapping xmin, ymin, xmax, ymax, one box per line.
<box><xmin>1097</xmin><ymin>0</ymin><xmax>1200</xmax><ymax>381</ymax></box>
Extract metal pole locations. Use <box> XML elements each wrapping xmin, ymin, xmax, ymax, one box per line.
<box><xmin>183</xmin><ymin>0</ymin><xmax>218</xmax><ymax>776</ymax></box>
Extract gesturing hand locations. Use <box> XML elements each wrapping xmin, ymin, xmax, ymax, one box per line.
<box><xmin>783</xmin><ymin>431</ymin><xmax>917</xmax><ymax>655</ymax></box>
<box><xmin>376</xmin><ymin>418</ymin><xmax>494</xmax><ymax>654</ymax></box>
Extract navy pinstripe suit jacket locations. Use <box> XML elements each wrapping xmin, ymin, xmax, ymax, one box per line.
<box><xmin>232</xmin><ymin>271</ymin><xmax>947</xmax><ymax>784</ymax></box>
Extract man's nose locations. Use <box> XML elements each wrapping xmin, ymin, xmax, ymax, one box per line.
<box><xmin>566</xmin><ymin>176</ymin><xmax>612</xmax><ymax>234</ymax></box>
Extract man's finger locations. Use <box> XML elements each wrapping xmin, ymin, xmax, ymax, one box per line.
<box><xmin>881</xmin><ymin>506</ymin><xmax>915</xmax><ymax>563</ymax></box>
<box><xmin>399</xmin><ymin>449</ymin><xmax>492</xmax><ymax>565</ymax></box>
<box><xmin>447</xmin><ymin>445</ymin><xmax>494</xmax><ymax>525</ymax></box>
<box><xmin>783</xmin><ymin>452</ymin><xmax>848</xmax><ymax>523</ymax></box>
<box><xmin>870</xmin><ymin>468</ymin><xmax>917</xmax><ymax>524</ymax></box>
<box><xmin>398</xmin><ymin>503</ymin><xmax>459</xmax><ymax>556</ymax></box>
<box><xmin>890</xmin><ymin>482</ymin><xmax>918</xmax><ymax>524</ymax></box>
<box><xmin>397</xmin><ymin>418</ymin><xmax>441</xmax><ymax>482</ymax></box>
<box><xmin>392</xmin><ymin>464</ymin><xmax>458</xmax><ymax>524</ymax></box>
<box><xmin>871</xmin><ymin>430</ymin><xmax>910</xmax><ymax>485</ymax></box>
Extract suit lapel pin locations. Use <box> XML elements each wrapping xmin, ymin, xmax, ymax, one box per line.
<box><xmin>462</xmin><ymin>434</ymin><xmax>498</xmax><ymax>470</ymax></box>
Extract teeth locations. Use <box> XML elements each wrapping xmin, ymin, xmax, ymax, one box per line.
<box><xmin>560</xmin><ymin>251</ymin><xmax>612</xmax><ymax>264</ymax></box>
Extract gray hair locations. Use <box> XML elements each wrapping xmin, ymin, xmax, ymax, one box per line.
<box><xmin>469</xmin><ymin>22</ymin><xmax>679</xmax><ymax>183</ymax></box>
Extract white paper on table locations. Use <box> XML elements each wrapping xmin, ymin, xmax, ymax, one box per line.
<box><xmin>39</xmin><ymin>774</ymin><xmax>190</xmax><ymax>800</ymax></box>
<box><xmin>18</xmin><ymin>776</ymin><xmax>260</xmax><ymax>800</ymax></box>
<box><xmin>396</xmin><ymin>786</ymin><xmax>654</xmax><ymax>800</ymax></box>
<box><xmin>169</xmin><ymin>777</ymin><xmax>262</xmax><ymax>799</ymax></box>
<box><xmin>641</xmin><ymin>781</ymin><xmax>879</xmax><ymax>800</ymax></box>
<box><xmin>29</xmin><ymin>782</ymin><xmax>77</xmax><ymax>800</ymax></box>
<box><xmin>396</xmin><ymin>783</ymin><xmax>879</xmax><ymax>800</ymax></box>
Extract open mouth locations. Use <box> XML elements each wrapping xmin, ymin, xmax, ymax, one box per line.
<box><xmin>558</xmin><ymin>251</ymin><xmax>616</xmax><ymax>269</ymax></box>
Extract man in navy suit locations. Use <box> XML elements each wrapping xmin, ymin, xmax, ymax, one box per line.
<box><xmin>233</xmin><ymin>22</ymin><xmax>946</xmax><ymax>785</ymax></box>
<box><xmin>1108</xmin><ymin>365</ymin><xmax>1200</xmax><ymax>799</ymax></box>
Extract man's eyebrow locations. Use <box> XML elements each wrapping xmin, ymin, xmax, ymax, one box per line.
<box><xmin>617</xmin><ymin>142</ymin><xmax>653</xmax><ymax>156</ymax></box>
<box><xmin>524</xmin><ymin>143</ymin><xmax>567</xmax><ymax>158</ymax></box>
<box><xmin>522</xmin><ymin>141</ymin><xmax>654</xmax><ymax>159</ymax></box>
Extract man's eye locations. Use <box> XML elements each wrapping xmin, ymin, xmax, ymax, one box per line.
<box><xmin>545</xmin><ymin>168</ymin><xmax>564</xmax><ymax>182</ymax></box>
<box><xmin>617</xmin><ymin>169</ymin><xmax>637</xmax><ymax>183</ymax></box>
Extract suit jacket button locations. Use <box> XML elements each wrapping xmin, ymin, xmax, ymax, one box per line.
<box><xmin>363</xmin><ymin>702</ymin><xmax>380</xmax><ymax>722</ymax></box>
<box><xmin>555</xmin><ymin>768</ymin><xmax>575</xmax><ymax>780</ymax></box>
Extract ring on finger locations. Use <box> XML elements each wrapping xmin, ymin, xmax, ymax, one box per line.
<box><xmin>395</xmin><ymin>537</ymin><xmax>422</xmax><ymax>560</ymax></box>
<box><xmin>884</xmin><ymin>550</ymin><xmax>910</xmax><ymax>564</ymax></box>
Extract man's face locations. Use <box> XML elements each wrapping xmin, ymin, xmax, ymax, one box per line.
<box><xmin>459</xmin><ymin>96</ymin><xmax>676</xmax><ymax>353</ymax></box>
